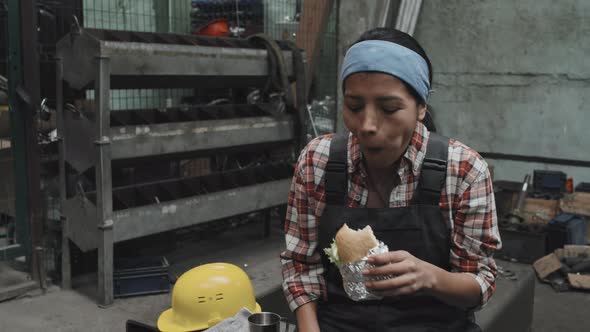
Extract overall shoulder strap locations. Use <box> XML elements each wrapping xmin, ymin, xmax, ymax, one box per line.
<box><xmin>325</xmin><ymin>134</ymin><xmax>349</xmax><ymax>206</ymax></box>
<box><xmin>415</xmin><ymin>132</ymin><xmax>449</xmax><ymax>205</ymax></box>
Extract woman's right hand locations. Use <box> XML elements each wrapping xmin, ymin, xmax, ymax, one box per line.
<box><xmin>295</xmin><ymin>301</ymin><xmax>321</xmax><ymax>332</ymax></box>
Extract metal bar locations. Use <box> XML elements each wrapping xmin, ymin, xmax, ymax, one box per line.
<box><xmin>62</xmin><ymin>178</ymin><xmax>291</xmax><ymax>251</ymax></box>
<box><xmin>55</xmin><ymin>57</ymin><xmax>71</xmax><ymax>289</ymax></box>
<box><xmin>5</xmin><ymin>0</ymin><xmax>28</xmax><ymax>261</ymax></box>
<box><xmin>19</xmin><ymin>0</ymin><xmax>43</xmax><ymax>283</ymax></box>
<box><xmin>95</xmin><ymin>56</ymin><xmax>114</xmax><ymax>306</ymax></box>
<box><xmin>377</xmin><ymin>0</ymin><xmax>393</xmax><ymax>27</ymax></box>
<box><xmin>57</xmin><ymin>35</ymin><xmax>295</xmax><ymax>90</ymax></box>
<box><xmin>395</xmin><ymin>0</ymin><xmax>408</xmax><ymax>31</ymax></box>
<box><xmin>85</xmin><ymin>28</ymin><xmax>291</xmax><ymax>49</ymax></box>
<box><xmin>0</xmin><ymin>244</ymin><xmax>22</xmax><ymax>260</ymax></box>
<box><xmin>407</xmin><ymin>0</ymin><xmax>423</xmax><ymax>36</ymax></box>
<box><xmin>113</xmin><ymin>179</ymin><xmax>291</xmax><ymax>243</ymax></box>
<box><xmin>109</xmin><ymin>116</ymin><xmax>295</xmax><ymax>160</ymax></box>
<box><xmin>395</xmin><ymin>0</ymin><xmax>423</xmax><ymax>36</ymax></box>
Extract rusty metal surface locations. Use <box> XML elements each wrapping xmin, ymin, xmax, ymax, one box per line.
<box><xmin>110</xmin><ymin>115</ymin><xmax>295</xmax><ymax>160</ymax></box>
<box><xmin>56</xmin><ymin>28</ymin><xmax>295</xmax><ymax>90</ymax></box>
<box><xmin>62</xmin><ymin>109</ymin><xmax>95</xmax><ymax>173</ymax></box>
<box><xmin>113</xmin><ymin>178</ymin><xmax>290</xmax><ymax>243</ymax></box>
<box><xmin>62</xmin><ymin>163</ymin><xmax>293</xmax><ymax>251</ymax></box>
<box><xmin>62</xmin><ymin>194</ymin><xmax>98</xmax><ymax>252</ymax></box>
<box><xmin>62</xmin><ymin>103</ymin><xmax>295</xmax><ymax>170</ymax></box>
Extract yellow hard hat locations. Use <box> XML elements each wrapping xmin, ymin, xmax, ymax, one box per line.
<box><xmin>157</xmin><ymin>262</ymin><xmax>262</xmax><ymax>332</ymax></box>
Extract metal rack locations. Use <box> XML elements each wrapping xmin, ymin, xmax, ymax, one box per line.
<box><xmin>56</xmin><ymin>27</ymin><xmax>304</xmax><ymax>305</ymax></box>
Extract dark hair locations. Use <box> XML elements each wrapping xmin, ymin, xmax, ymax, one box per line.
<box><xmin>352</xmin><ymin>28</ymin><xmax>437</xmax><ymax>132</ymax></box>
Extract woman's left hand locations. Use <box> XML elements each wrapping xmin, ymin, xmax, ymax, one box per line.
<box><xmin>362</xmin><ymin>250</ymin><xmax>438</xmax><ymax>297</ymax></box>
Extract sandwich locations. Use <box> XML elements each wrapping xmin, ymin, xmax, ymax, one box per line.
<box><xmin>324</xmin><ymin>224</ymin><xmax>379</xmax><ymax>265</ymax></box>
<box><xmin>324</xmin><ymin>223</ymin><xmax>388</xmax><ymax>301</ymax></box>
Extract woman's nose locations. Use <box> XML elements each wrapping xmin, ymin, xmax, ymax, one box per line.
<box><xmin>360</xmin><ymin>107</ymin><xmax>378</xmax><ymax>135</ymax></box>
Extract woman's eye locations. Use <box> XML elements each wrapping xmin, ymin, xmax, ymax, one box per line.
<box><xmin>383</xmin><ymin>108</ymin><xmax>400</xmax><ymax>114</ymax></box>
<box><xmin>347</xmin><ymin>105</ymin><xmax>363</xmax><ymax>112</ymax></box>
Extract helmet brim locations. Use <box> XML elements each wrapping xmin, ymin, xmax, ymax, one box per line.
<box><xmin>157</xmin><ymin>302</ymin><xmax>262</xmax><ymax>331</ymax></box>
<box><xmin>158</xmin><ymin>308</ymin><xmax>205</xmax><ymax>332</ymax></box>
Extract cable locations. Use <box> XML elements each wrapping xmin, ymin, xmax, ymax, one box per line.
<box><xmin>247</xmin><ymin>34</ymin><xmax>293</xmax><ymax>109</ymax></box>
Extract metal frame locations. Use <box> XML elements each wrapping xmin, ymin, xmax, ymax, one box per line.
<box><xmin>56</xmin><ymin>28</ymin><xmax>296</xmax><ymax>90</ymax></box>
<box><xmin>62</xmin><ymin>107</ymin><xmax>295</xmax><ymax>172</ymax></box>
<box><xmin>94</xmin><ymin>55</ymin><xmax>114</xmax><ymax>306</ymax></box>
<box><xmin>63</xmin><ymin>178</ymin><xmax>291</xmax><ymax>252</ymax></box>
<box><xmin>395</xmin><ymin>0</ymin><xmax>423</xmax><ymax>36</ymax></box>
<box><xmin>57</xmin><ymin>28</ymin><xmax>303</xmax><ymax>306</ymax></box>
<box><xmin>1</xmin><ymin>0</ymin><xmax>29</xmax><ymax>261</ymax></box>
<box><xmin>56</xmin><ymin>57</ymin><xmax>71</xmax><ymax>289</ymax></box>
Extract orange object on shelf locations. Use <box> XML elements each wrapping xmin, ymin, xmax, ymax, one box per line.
<box><xmin>566</xmin><ymin>177</ymin><xmax>574</xmax><ymax>193</ymax></box>
<box><xmin>195</xmin><ymin>18</ymin><xmax>230</xmax><ymax>37</ymax></box>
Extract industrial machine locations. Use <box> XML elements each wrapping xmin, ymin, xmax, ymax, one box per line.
<box><xmin>55</xmin><ymin>25</ymin><xmax>306</xmax><ymax>305</ymax></box>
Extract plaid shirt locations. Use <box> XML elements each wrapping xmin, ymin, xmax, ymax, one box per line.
<box><xmin>281</xmin><ymin>121</ymin><xmax>501</xmax><ymax>311</ymax></box>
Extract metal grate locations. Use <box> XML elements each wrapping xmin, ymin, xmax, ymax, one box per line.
<box><xmin>309</xmin><ymin>1</ymin><xmax>337</xmax><ymax>136</ymax></box>
<box><xmin>83</xmin><ymin>0</ymin><xmax>190</xmax><ymax>34</ymax></box>
<box><xmin>82</xmin><ymin>0</ymin><xmax>191</xmax><ymax>112</ymax></box>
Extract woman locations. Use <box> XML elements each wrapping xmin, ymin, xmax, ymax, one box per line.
<box><xmin>281</xmin><ymin>28</ymin><xmax>501</xmax><ymax>332</ymax></box>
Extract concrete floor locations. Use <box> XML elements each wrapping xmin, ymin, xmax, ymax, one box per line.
<box><xmin>1</xmin><ymin>218</ymin><xmax>589</xmax><ymax>332</ymax></box>
<box><xmin>531</xmin><ymin>280</ymin><xmax>590</xmax><ymax>332</ymax></box>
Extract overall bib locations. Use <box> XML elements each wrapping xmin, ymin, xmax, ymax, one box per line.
<box><xmin>317</xmin><ymin>133</ymin><xmax>481</xmax><ymax>332</ymax></box>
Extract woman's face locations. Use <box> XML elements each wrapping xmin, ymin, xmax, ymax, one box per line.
<box><xmin>342</xmin><ymin>72</ymin><xmax>426</xmax><ymax>170</ymax></box>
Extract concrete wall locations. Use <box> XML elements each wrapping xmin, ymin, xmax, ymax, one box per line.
<box><xmin>413</xmin><ymin>0</ymin><xmax>590</xmax><ymax>183</ymax></box>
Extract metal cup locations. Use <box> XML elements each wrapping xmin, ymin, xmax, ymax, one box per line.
<box><xmin>248</xmin><ymin>312</ymin><xmax>281</xmax><ymax>332</ymax></box>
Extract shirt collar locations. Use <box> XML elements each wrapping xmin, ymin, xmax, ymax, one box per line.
<box><xmin>348</xmin><ymin>121</ymin><xmax>430</xmax><ymax>177</ymax></box>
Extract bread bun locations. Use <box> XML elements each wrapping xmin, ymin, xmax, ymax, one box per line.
<box><xmin>335</xmin><ymin>224</ymin><xmax>379</xmax><ymax>263</ymax></box>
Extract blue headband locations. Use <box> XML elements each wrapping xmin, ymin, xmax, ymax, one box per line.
<box><xmin>340</xmin><ymin>40</ymin><xmax>431</xmax><ymax>101</ymax></box>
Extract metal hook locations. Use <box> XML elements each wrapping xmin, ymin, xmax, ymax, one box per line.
<box><xmin>71</xmin><ymin>15</ymin><xmax>82</xmax><ymax>36</ymax></box>
<box><xmin>76</xmin><ymin>182</ymin><xmax>87</xmax><ymax>201</ymax></box>
<box><xmin>39</xmin><ymin>98</ymin><xmax>51</xmax><ymax>121</ymax></box>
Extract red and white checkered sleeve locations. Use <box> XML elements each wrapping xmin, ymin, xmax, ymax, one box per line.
<box><xmin>280</xmin><ymin>141</ymin><xmax>326</xmax><ymax>312</ymax></box>
<box><xmin>448</xmin><ymin>145</ymin><xmax>502</xmax><ymax>309</ymax></box>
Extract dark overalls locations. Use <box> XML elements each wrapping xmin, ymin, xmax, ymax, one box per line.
<box><xmin>317</xmin><ymin>133</ymin><xmax>481</xmax><ymax>332</ymax></box>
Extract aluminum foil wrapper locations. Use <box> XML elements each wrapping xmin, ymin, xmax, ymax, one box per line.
<box><xmin>338</xmin><ymin>241</ymin><xmax>392</xmax><ymax>301</ymax></box>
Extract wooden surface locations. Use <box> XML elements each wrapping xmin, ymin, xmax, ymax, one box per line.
<box><xmin>560</xmin><ymin>194</ymin><xmax>590</xmax><ymax>243</ymax></box>
<box><xmin>295</xmin><ymin>0</ymin><xmax>335</xmax><ymax>95</ymax></box>
<box><xmin>522</xmin><ymin>197</ymin><xmax>559</xmax><ymax>224</ymax></box>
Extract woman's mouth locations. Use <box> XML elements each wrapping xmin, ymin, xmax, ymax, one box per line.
<box><xmin>365</xmin><ymin>146</ymin><xmax>384</xmax><ymax>154</ymax></box>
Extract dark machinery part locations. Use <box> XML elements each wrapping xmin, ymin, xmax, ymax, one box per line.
<box><xmin>568</xmin><ymin>259</ymin><xmax>590</xmax><ymax>273</ymax></box>
<box><xmin>503</xmin><ymin>174</ymin><xmax>531</xmax><ymax>227</ymax></box>
<box><xmin>563</xmin><ymin>256</ymin><xmax>587</xmax><ymax>267</ymax></box>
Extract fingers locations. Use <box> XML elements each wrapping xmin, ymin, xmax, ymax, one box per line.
<box><xmin>365</xmin><ymin>272</ymin><xmax>418</xmax><ymax>295</ymax></box>
<box><xmin>363</xmin><ymin>258</ymin><xmax>417</xmax><ymax>277</ymax></box>
<box><xmin>367</xmin><ymin>250</ymin><xmax>410</xmax><ymax>266</ymax></box>
<box><xmin>363</xmin><ymin>250</ymin><xmax>416</xmax><ymax>277</ymax></box>
<box><xmin>362</xmin><ymin>251</ymin><xmax>427</xmax><ymax>298</ymax></box>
